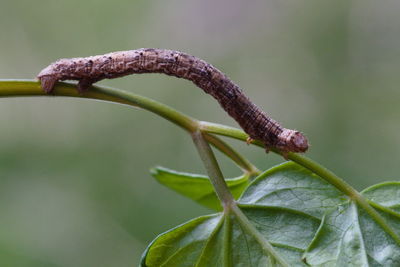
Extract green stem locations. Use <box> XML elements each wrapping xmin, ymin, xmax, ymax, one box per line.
<box><xmin>2</xmin><ymin>80</ymin><xmax>399</xmax><ymax>245</ymax></box>
<box><xmin>191</xmin><ymin>131</ymin><xmax>287</xmax><ymax>265</ymax></box>
<box><xmin>0</xmin><ymin>80</ymin><xmax>255</xmax><ymax>174</ymax></box>
<box><xmin>0</xmin><ymin>80</ymin><xmax>198</xmax><ymax>132</ymax></box>
<box><xmin>200</xmin><ymin>120</ymin><xmax>400</xmax><ymax>245</ymax></box>
<box><xmin>191</xmin><ymin>130</ymin><xmax>235</xmax><ymax>207</ymax></box>
<box><xmin>204</xmin><ymin>133</ymin><xmax>260</xmax><ymax>176</ymax></box>
<box><xmin>200</xmin><ymin>121</ymin><xmax>264</xmax><ymax>147</ymax></box>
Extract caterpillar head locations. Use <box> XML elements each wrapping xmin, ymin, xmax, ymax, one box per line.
<box><xmin>37</xmin><ymin>64</ymin><xmax>60</xmax><ymax>93</ymax></box>
<box><xmin>276</xmin><ymin>129</ymin><xmax>309</xmax><ymax>153</ymax></box>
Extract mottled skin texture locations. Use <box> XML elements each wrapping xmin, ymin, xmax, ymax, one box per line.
<box><xmin>37</xmin><ymin>48</ymin><xmax>308</xmax><ymax>154</ymax></box>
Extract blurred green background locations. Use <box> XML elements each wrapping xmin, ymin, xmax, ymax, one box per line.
<box><xmin>1</xmin><ymin>0</ymin><xmax>400</xmax><ymax>266</ymax></box>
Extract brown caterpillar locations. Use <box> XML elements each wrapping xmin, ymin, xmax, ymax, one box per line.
<box><xmin>37</xmin><ymin>48</ymin><xmax>308</xmax><ymax>154</ymax></box>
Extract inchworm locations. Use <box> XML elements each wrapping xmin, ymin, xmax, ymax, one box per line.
<box><xmin>37</xmin><ymin>48</ymin><xmax>308</xmax><ymax>154</ymax></box>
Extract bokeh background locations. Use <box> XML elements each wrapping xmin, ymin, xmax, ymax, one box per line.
<box><xmin>1</xmin><ymin>0</ymin><xmax>400</xmax><ymax>266</ymax></box>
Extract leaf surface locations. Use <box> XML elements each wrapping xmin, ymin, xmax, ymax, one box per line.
<box><xmin>362</xmin><ymin>182</ymin><xmax>400</xmax><ymax>214</ymax></box>
<box><xmin>303</xmin><ymin>182</ymin><xmax>400</xmax><ymax>266</ymax></box>
<box><xmin>141</xmin><ymin>209</ymin><xmax>318</xmax><ymax>266</ymax></box>
<box><xmin>151</xmin><ymin>167</ymin><xmax>250</xmax><ymax>210</ymax></box>
<box><xmin>239</xmin><ymin>162</ymin><xmax>347</xmax><ymax>217</ymax></box>
<box><xmin>143</xmin><ymin>163</ymin><xmax>400</xmax><ymax>266</ymax></box>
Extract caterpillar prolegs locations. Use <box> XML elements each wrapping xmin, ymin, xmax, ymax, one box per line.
<box><xmin>37</xmin><ymin>48</ymin><xmax>308</xmax><ymax>155</ymax></box>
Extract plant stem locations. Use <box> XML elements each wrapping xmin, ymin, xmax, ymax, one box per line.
<box><xmin>0</xmin><ymin>80</ymin><xmax>198</xmax><ymax>131</ymax></box>
<box><xmin>192</xmin><ymin>130</ymin><xmax>287</xmax><ymax>265</ymax></box>
<box><xmin>191</xmin><ymin>130</ymin><xmax>235</xmax><ymax>208</ymax></box>
<box><xmin>200</xmin><ymin>120</ymin><xmax>400</xmax><ymax>245</ymax></box>
<box><xmin>0</xmin><ymin>80</ymin><xmax>255</xmax><ymax>174</ymax></box>
<box><xmin>204</xmin><ymin>133</ymin><xmax>260</xmax><ymax>176</ymax></box>
<box><xmin>200</xmin><ymin>121</ymin><xmax>264</xmax><ymax>147</ymax></box>
<box><xmin>2</xmin><ymin>80</ymin><xmax>399</xmax><ymax>245</ymax></box>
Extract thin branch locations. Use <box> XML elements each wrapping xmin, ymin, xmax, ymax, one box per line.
<box><xmin>191</xmin><ymin>130</ymin><xmax>235</xmax><ymax>208</ymax></box>
<box><xmin>204</xmin><ymin>133</ymin><xmax>260</xmax><ymax>176</ymax></box>
<box><xmin>0</xmin><ymin>80</ymin><xmax>257</xmax><ymax>174</ymax></box>
<box><xmin>0</xmin><ymin>80</ymin><xmax>198</xmax><ymax>132</ymax></box>
<box><xmin>1</xmin><ymin>79</ymin><xmax>399</xmax><ymax>246</ymax></box>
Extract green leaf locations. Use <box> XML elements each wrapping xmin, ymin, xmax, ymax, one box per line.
<box><xmin>303</xmin><ymin>201</ymin><xmax>400</xmax><ymax>266</ymax></box>
<box><xmin>303</xmin><ymin>182</ymin><xmax>400</xmax><ymax>266</ymax></box>
<box><xmin>239</xmin><ymin>162</ymin><xmax>347</xmax><ymax>218</ymax></box>
<box><xmin>143</xmin><ymin>163</ymin><xmax>400</xmax><ymax>266</ymax></box>
<box><xmin>151</xmin><ymin>167</ymin><xmax>250</xmax><ymax>210</ymax></box>
<box><xmin>143</xmin><ymin>163</ymin><xmax>324</xmax><ymax>266</ymax></box>
<box><xmin>140</xmin><ymin>214</ymin><xmax>223</xmax><ymax>267</ymax></box>
<box><xmin>141</xmin><ymin>208</ymin><xmax>319</xmax><ymax>267</ymax></box>
<box><xmin>362</xmin><ymin>182</ymin><xmax>400</xmax><ymax>214</ymax></box>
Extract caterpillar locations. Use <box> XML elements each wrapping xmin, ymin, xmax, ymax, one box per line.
<box><xmin>37</xmin><ymin>48</ymin><xmax>308</xmax><ymax>154</ymax></box>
